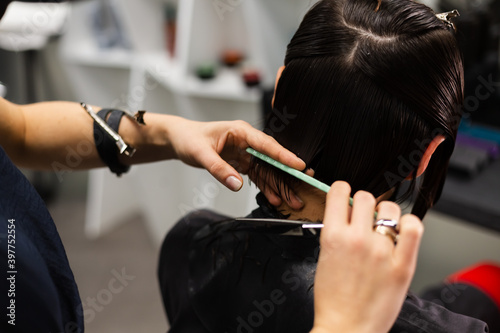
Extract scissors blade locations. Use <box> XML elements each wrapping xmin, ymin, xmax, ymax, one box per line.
<box><xmin>234</xmin><ymin>218</ymin><xmax>324</xmax><ymax>229</ymax></box>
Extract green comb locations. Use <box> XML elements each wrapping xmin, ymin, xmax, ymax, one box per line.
<box><xmin>247</xmin><ymin>147</ymin><xmax>378</xmax><ymax>219</ymax></box>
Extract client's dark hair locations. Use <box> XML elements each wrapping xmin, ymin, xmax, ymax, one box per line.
<box><xmin>250</xmin><ymin>0</ymin><xmax>464</xmax><ymax>219</ymax></box>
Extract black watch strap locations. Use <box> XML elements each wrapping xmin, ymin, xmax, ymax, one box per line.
<box><xmin>94</xmin><ymin>109</ymin><xmax>131</xmax><ymax>176</ymax></box>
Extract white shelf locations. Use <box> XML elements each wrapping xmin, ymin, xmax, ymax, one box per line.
<box><xmin>139</xmin><ymin>52</ymin><xmax>182</xmax><ymax>91</ymax></box>
<box><xmin>58</xmin><ymin>0</ymin><xmax>311</xmax><ymax>243</ymax></box>
<box><xmin>58</xmin><ymin>0</ymin><xmax>134</xmax><ymax>69</ymax></box>
<box><xmin>185</xmin><ymin>68</ymin><xmax>260</xmax><ymax>102</ymax></box>
<box><xmin>62</xmin><ymin>46</ymin><xmax>134</xmax><ymax>69</ymax></box>
<box><xmin>139</xmin><ymin>53</ymin><xmax>260</xmax><ymax>102</ymax></box>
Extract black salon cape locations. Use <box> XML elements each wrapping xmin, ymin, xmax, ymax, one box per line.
<box><xmin>158</xmin><ymin>196</ymin><xmax>492</xmax><ymax>333</ymax></box>
<box><xmin>0</xmin><ymin>146</ymin><xmax>84</xmax><ymax>333</ymax></box>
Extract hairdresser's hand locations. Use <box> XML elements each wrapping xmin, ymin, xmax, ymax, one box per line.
<box><xmin>311</xmin><ymin>182</ymin><xmax>423</xmax><ymax>333</ymax></box>
<box><xmin>166</xmin><ymin>117</ymin><xmax>306</xmax><ymax>194</ymax></box>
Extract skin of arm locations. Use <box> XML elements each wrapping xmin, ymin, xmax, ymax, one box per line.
<box><xmin>0</xmin><ymin>97</ymin><xmax>306</xmax><ymax>194</ymax></box>
<box><xmin>1</xmin><ymin>98</ymin><xmax>104</xmax><ymax>170</ymax></box>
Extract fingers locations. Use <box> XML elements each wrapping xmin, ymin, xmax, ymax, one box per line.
<box><xmin>249</xmin><ymin>154</ymin><xmax>307</xmax><ymax>210</ymax></box>
<box><xmin>373</xmin><ymin>201</ymin><xmax>402</xmax><ymax>245</ymax></box>
<box><xmin>250</xmin><ymin>162</ymin><xmax>304</xmax><ymax>208</ymax></box>
<box><xmin>210</xmin><ymin>120</ymin><xmax>306</xmax><ymax>195</ymax></box>
<box><xmin>319</xmin><ymin>182</ymin><xmax>352</xmax><ymax>263</ymax></box>
<box><xmin>243</xmin><ymin>123</ymin><xmax>306</xmax><ymax>171</ymax></box>
<box><xmin>304</xmin><ymin>168</ymin><xmax>315</xmax><ymax>177</ymax></box>
<box><xmin>376</xmin><ymin>201</ymin><xmax>401</xmax><ymax>225</ymax></box>
<box><xmin>323</xmin><ymin>181</ymin><xmax>351</xmax><ymax>235</ymax></box>
<box><xmin>350</xmin><ymin>191</ymin><xmax>376</xmax><ymax>234</ymax></box>
<box><xmin>259</xmin><ymin>184</ymin><xmax>304</xmax><ymax>209</ymax></box>
<box><xmin>285</xmin><ymin>191</ymin><xmax>305</xmax><ymax>209</ymax></box>
<box><xmin>260</xmin><ymin>186</ymin><xmax>283</xmax><ymax>207</ymax></box>
<box><xmin>198</xmin><ymin>149</ymin><xmax>244</xmax><ymax>192</ymax></box>
<box><xmin>394</xmin><ymin>214</ymin><xmax>424</xmax><ymax>273</ymax></box>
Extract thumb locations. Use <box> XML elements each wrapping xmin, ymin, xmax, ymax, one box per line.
<box><xmin>198</xmin><ymin>149</ymin><xmax>244</xmax><ymax>191</ymax></box>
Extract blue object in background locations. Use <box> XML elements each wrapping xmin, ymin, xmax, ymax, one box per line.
<box><xmin>459</xmin><ymin>121</ymin><xmax>500</xmax><ymax>146</ymax></box>
<box><xmin>456</xmin><ymin>133</ymin><xmax>500</xmax><ymax>160</ymax></box>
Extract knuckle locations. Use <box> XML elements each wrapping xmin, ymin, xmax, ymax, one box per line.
<box><xmin>353</xmin><ymin>190</ymin><xmax>376</xmax><ymax>205</ymax></box>
<box><xmin>402</xmin><ymin>214</ymin><xmax>424</xmax><ymax>237</ymax></box>
<box><xmin>372</xmin><ymin>247</ymin><xmax>390</xmax><ymax>262</ymax></box>
<box><xmin>378</xmin><ymin>201</ymin><xmax>401</xmax><ymax>216</ymax></box>
<box><xmin>334</xmin><ymin>181</ymin><xmax>351</xmax><ymax>193</ymax></box>
<box><xmin>393</xmin><ymin>265</ymin><xmax>412</xmax><ymax>284</ymax></box>
<box><xmin>234</xmin><ymin>119</ymin><xmax>249</xmax><ymax>128</ymax></box>
<box><xmin>228</xmin><ymin>120</ymin><xmax>246</xmax><ymax>134</ymax></box>
<box><xmin>349</xmin><ymin>234</ymin><xmax>367</xmax><ymax>252</ymax></box>
<box><xmin>321</xmin><ymin>231</ymin><xmax>340</xmax><ymax>247</ymax></box>
<box><xmin>328</xmin><ymin>181</ymin><xmax>351</xmax><ymax>199</ymax></box>
<box><xmin>208</xmin><ymin>160</ymin><xmax>226</xmax><ymax>177</ymax></box>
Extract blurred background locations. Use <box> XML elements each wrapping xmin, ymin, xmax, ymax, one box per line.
<box><xmin>0</xmin><ymin>0</ymin><xmax>499</xmax><ymax>332</ymax></box>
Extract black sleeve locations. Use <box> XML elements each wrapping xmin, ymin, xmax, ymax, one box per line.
<box><xmin>391</xmin><ymin>292</ymin><xmax>489</xmax><ymax>333</ymax></box>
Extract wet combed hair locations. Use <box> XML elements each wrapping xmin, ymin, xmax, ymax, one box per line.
<box><xmin>250</xmin><ymin>0</ymin><xmax>464</xmax><ymax>219</ymax></box>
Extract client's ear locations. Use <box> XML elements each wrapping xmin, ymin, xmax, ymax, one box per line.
<box><xmin>406</xmin><ymin>135</ymin><xmax>446</xmax><ymax>180</ymax></box>
<box><xmin>271</xmin><ymin>66</ymin><xmax>286</xmax><ymax>108</ymax></box>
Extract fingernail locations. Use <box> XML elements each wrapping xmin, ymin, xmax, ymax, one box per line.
<box><xmin>226</xmin><ymin>176</ymin><xmax>243</xmax><ymax>191</ymax></box>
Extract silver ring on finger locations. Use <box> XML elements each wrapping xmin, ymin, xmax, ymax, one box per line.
<box><xmin>373</xmin><ymin>225</ymin><xmax>399</xmax><ymax>244</ymax></box>
<box><xmin>374</xmin><ymin>218</ymin><xmax>399</xmax><ymax>232</ymax></box>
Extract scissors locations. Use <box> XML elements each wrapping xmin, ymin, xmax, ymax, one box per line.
<box><xmin>234</xmin><ymin>217</ymin><xmax>324</xmax><ymax>229</ymax></box>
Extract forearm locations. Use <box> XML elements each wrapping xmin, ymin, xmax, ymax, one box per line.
<box><xmin>1</xmin><ymin>98</ymin><xmax>178</xmax><ymax>170</ymax></box>
<box><xmin>0</xmin><ymin>97</ymin><xmax>307</xmax><ymax>194</ymax></box>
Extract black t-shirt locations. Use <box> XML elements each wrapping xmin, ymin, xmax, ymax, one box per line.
<box><xmin>0</xmin><ymin>145</ymin><xmax>83</xmax><ymax>333</ymax></box>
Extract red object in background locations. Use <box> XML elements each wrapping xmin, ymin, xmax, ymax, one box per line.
<box><xmin>222</xmin><ymin>50</ymin><xmax>244</xmax><ymax>67</ymax></box>
<box><xmin>243</xmin><ymin>69</ymin><xmax>260</xmax><ymax>87</ymax></box>
<box><xmin>166</xmin><ymin>21</ymin><xmax>176</xmax><ymax>57</ymax></box>
<box><xmin>447</xmin><ymin>261</ymin><xmax>500</xmax><ymax>310</ymax></box>
<box><xmin>242</xmin><ymin>69</ymin><xmax>261</xmax><ymax>87</ymax></box>
<box><xmin>164</xmin><ymin>5</ymin><xmax>177</xmax><ymax>57</ymax></box>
